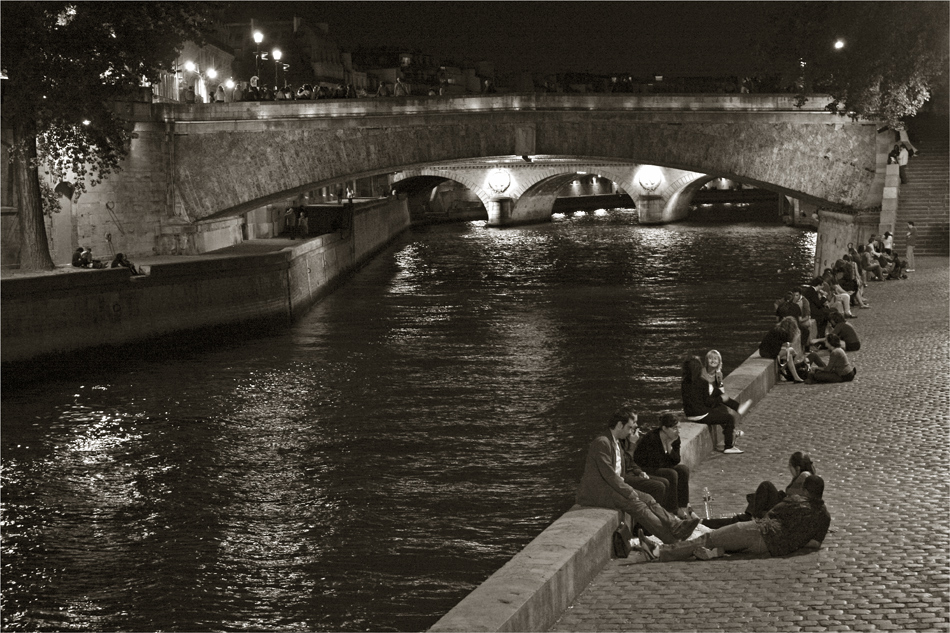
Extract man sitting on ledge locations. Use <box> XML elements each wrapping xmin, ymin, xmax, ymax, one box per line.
<box><xmin>575</xmin><ymin>406</ymin><xmax>700</xmax><ymax>545</ymax></box>
<box><xmin>649</xmin><ymin>475</ymin><xmax>830</xmax><ymax>561</ymax></box>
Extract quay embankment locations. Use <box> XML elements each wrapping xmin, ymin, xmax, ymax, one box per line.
<box><xmin>433</xmin><ymin>257</ymin><xmax>949</xmax><ymax>633</ymax></box>
<box><xmin>0</xmin><ymin>198</ymin><xmax>409</xmax><ymax>370</ymax></box>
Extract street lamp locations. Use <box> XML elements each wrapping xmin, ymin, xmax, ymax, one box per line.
<box><xmin>272</xmin><ymin>48</ymin><xmax>282</xmax><ymax>90</ymax></box>
<box><xmin>834</xmin><ymin>39</ymin><xmax>845</xmax><ymax>50</ymax></box>
<box><xmin>253</xmin><ymin>30</ymin><xmax>264</xmax><ymax>78</ymax></box>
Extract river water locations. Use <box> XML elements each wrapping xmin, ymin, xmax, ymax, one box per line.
<box><xmin>1</xmin><ymin>207</ymin><xmax>816</xmax><ymax>631</ymax></box>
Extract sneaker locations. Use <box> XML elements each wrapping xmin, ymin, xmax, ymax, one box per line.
<box><xmin>737</xmin><ymin>400</ymin><xmax>752</xmax><ymax>416</ymax></box>
<box><xmin>694</xmin><ymin>547</ymin><xmax>724</xmax><ymax>560</ymax></box>
<box><xmin>906</xmin><ymin>269</ymin><xmax>915</xmax><ymax>272</ymax></box>
<box><xmin>723</xmin><ymin>446</ymin><xmax>744</xmax><ymax>454</ymax></box>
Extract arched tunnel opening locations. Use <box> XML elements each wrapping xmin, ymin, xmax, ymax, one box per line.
<box><xmin>394</xmin><ymin>176</ymin><xmax>489</xmax><ymax>224</ymax></box>
<box><xmin>550</xmin><ymin>173</ymin><xmax>634</xmax><ymax>213</ymax></box>
<box><xmin>687</xmin><ymin>177</ymin><xmax>791</xmax><ymax>224</ymax></box>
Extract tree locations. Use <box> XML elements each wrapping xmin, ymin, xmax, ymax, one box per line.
<box><xmin>752</xmin><ymin>2</ymin><xmax>949</xmax><ymax>126</ymax></box>
<box><xmin>1</xmin><ymin>2</ymin><xmax>218</xmax><ymax>270</ymax></box>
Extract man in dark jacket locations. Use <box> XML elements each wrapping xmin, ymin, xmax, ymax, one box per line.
<box><xmin>576</xmin><ymin>406</ymin><xmax>700</xmax><ymax>544</ymax></box>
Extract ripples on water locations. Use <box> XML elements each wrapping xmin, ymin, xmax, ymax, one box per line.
<box><xmin>1</xmin><ymin>209</ymin><xmax>816</xmax><ymax>631</ymax></box>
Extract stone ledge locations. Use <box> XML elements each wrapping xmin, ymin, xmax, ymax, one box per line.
<box><xmin>428</xmin><ymin>350</ymin><xmax>777</xmax><ymax>632</ymax></box>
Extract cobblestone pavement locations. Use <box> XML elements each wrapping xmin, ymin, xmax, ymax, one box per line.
<box><xmin>552</xmin><ymin>258</ymin><xmax>950</xmax><ymax>632</ymax></box>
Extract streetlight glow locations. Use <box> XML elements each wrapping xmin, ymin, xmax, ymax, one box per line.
<box><xmin>253</xmin><ymin>31</ymin><xmax>264</xmax><ymax>44</ymax></box>
<box><xmin>206</xmin><ymin>68</ymin><xmax>217</xmax><ymax>79</ymax></box>
<box><xmin>834</xmin><ymin>39</ymin><xmax>845</xmax><ymax>50</ymax></box>
<box><xmin>184</xmin><ymin>60</ymin><xmax>195</xmax><ymax>73</ymax></box>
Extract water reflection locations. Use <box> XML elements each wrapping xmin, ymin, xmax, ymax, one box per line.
<box><xmin>2</xmin><ymin>209</ymin><xmax>816</xmax><ymax>631</ymax></box>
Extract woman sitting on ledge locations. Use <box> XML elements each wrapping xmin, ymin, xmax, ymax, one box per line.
<box><xmin>759</xmin><ymin>317</ymin><xmax>805</xmax><ymax>383</ymax></box>
<box><xmin>681</xmin><ymin>356</ymin><xmax>745</xmax><ymax>454</ymax></box>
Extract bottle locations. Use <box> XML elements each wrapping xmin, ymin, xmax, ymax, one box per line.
<box><xmin>703</xmin><ymin>487</ymin><xmax>712</xmax><ymax>519</ymax></box>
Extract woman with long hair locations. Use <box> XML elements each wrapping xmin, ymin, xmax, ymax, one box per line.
<box><xmin>702</xmin><ymin>451</ymin><xmax>817</xmax><ymax>529</ymax></box>
<box><xmin>681</xmin><ymin>356</ymin><xmax>745</xmax><ymax>454</ymax></box>
<box><xmin>759</xmin><ymin>317</ymin><xmax>805</xmax><ymax>382</ymax></box>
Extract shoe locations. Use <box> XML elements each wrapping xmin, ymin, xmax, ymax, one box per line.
<box><xmin>845</xmin><ymin>313</ymin><xmax>856</xmax><ymax>318</ymax></box>
<box><xmin>694</xmin><ymin>546</ymin><xmax>724</xmax><ymax>560</ymax></box>
<box><xmin>723</xmin><ymin>446</ymin><xmax>744</xmax><ymax>454</ymax></box>
<box><xmin>672</xmin><ymin>516</ymin><xmax>701</xmax><ymax>541</ymax></box>
<box><xmin>637</xmin><ymin>528</ymin><xmax>657</xmax><ymax>561</ymax></box>
<box><xmin>907</xmin><ymin>269</ymin><xmax>915</xmax><ymax>272</ymax></box>
<box><xmin>737</xmin><ymin>400</ymin><xmax>751</xmax><ymax>416</ymax></box>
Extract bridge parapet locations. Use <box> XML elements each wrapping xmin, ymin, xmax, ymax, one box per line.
<box><xmin>156</xmin><ymin>93</ymin><xmax>836</xmax><ymax>124</ymax></box>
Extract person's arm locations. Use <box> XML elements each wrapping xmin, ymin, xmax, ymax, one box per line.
<box><xmin>669</xmin><ymin>438</ymin><xmax>682</xmax><ymax>466</ymax></box>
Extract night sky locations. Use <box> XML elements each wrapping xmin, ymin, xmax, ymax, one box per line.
<box><xmin>227</xmin><ymin>2</ymin><xmax>773</xmax><ymax>76</ymax></box>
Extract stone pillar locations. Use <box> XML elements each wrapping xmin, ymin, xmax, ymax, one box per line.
<box><xmin>486</xmin><ymin>198</ymin><xmax>512</xmax><ymax>226</ymax></box>
<box><xmin>880</xmin><ymin>163</ymin><xmax>900</xmax><ymax>236</ymax></box>
<box><xmin>636</xmin><ymin>195</ymin><xmax>665</xmax><ymax>224</ymax></box>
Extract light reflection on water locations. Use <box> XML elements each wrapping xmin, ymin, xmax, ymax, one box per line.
<box><xmin>2</xmin><ymin>209</ymin><xmax>816</xmax><ymax>631</ymax></box>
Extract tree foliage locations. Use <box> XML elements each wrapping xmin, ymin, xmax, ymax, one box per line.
<box><xmin>752</xmin><ymin>2</ymin><xmax>949</xmax><ymax>126</ymax></box>
<box><xmin>1</xmin><ymin>1</ymin><xmax>219</xmax><ymax>269</ymax></box>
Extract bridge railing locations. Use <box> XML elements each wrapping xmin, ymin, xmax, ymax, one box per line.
<box><xmin>155</xmin><ymin>93</ymin><xmax>837</xmax><ymax>122</ymax></box>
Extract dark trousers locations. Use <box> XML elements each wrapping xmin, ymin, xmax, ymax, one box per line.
<box><xmin>626</xmin><ymin>475</ymin><xmax>673</xmax><ymax>513</ymax></box>
<box><xmin>701</xmin><ymin>480</ymin><xmax>783</xmax><ymax>529</ymax></box>
<box><xmin>645</xmin><ymin>465</ymin><xmax>690</xmax><ymax>509</ymax></box>
<box><xmin>695</xmin><ymin>404</ymin><xmax>737</xmax><ymax>449</ymax></box>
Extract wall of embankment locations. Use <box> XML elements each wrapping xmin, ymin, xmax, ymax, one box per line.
<box><xmin>0</xmin><ymin>199</ymin><xmax>409</xmax><ymax>366</ymax></box>
<box><xmin>429</xmin><ymin>351</ymin><xmax>777</xmax><ymax>632</ymax></box>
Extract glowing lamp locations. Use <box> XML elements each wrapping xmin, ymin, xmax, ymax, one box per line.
<box><xmin>487</xmin><ymin>169</ymin><xmax>510</xmax><ymax>194</ymax></box>
<box><xmin>637</xmin><ymin>166</ymin><xmax>663</xmax><ymax>193</ymax></box>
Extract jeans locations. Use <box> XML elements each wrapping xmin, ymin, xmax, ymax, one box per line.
<box><xmin>626</xmin><ymin>475</ymin><xmax>673</xmax><ymax>513</ymax></box>
<box><xmin>646</xmin><ymin>465</ymin><xmax>690</xmax><ymax>509</ymax></box>
<box><xmin>705</xmin><ymin>520</ymin><xmax>770</xmax><ymax>554</ymax></box>
<box><xmin>621</xmin><ymin>489</ymin><xmax>687</xmax><ymax>545</ymax></box>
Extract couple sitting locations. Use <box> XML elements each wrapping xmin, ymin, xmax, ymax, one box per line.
<box><xmin>575</xmin><ymin>407</ymin><xmax>701</xmax><ymax>547</ymax></box>
<box><xmin>641</xmin><ymin>451</ymin><xmax>830</xmax><ymax>562</ymax></box>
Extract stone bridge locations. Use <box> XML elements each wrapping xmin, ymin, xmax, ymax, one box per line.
<box><xmin>50</xmin><ymin>93</ymin><xmax>892</xmax><ymax>267</ymax></box>
<box><xmin>161</xmin><ymin>93</ymin><xmax>889</xmax><ymax>225</ymax></box>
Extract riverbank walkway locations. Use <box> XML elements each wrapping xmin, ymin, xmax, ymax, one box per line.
<box><xmin>551</xmin><ymin>256</ymin><xmax>949</xmax><ymax>632</ymax></box>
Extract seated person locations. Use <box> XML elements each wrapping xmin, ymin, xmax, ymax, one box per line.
<box><xmin>801</xmin><ymin>278</ymin><xmax>834</xmax><ymax>334</ymax></box>
<box><xmin>71</xmin><ymin>247</ymin><xmax>87</xmax><ymax>268</ymax></box>
<box><xmin>682</xmin><ymin>356</ymin><xmax>745</xmax><ymax>454</ymax></box>
<box><xmin>759</xmin><ymin>317</ymin><xmax>805</xmax><ymax>382</ymax></box>
<box><xmin>575</xmin><ymin>406</ymin><xmax>700</xmax><ymax>545</ymax></box>
<box><xmin>80</xmin><ymin>247</ymin><xmax>105</xmax><ymax>269</ymax></box>
<box><xmin>618</xmin><ymin>414</ymin><xmax>674</xmax><ymax>514</ymax></box>
<box><xmin>110</xmin><ymin>253</ymin><xmax>141</xmax><ymax>275</ymax></box>
<box><xmin>835</xmin><ymin>255</ymin><xmax>869</xmax><ymax>308</ymax></box>
<box><xmin>858</xmin><ymin>244</ymin><xmax>884</xmax><ymax>281</ymax></box>
<box><xmin>806</xmin><ymin>333</ymin><xmax>856</xmax><ymax>383</ymax></box>
<box><xmin>820</xmin><ymin>269</ymin><xmax>855</xmax><ymax>318</ymax></box>
<box><xmin>702</xmin><ymin>350</ymin><xmax>751</xmax><ymax>414</ymax></box>
<box><xmin>703</xmin><ymin>451</ymin><xmax>817</xmax><ymax>528</ymax></box>
<box><xmin>812</xmin><ymin>311</ymin><xmax>860</xmax><ymax>351</ymax></box>
<box><xmin>634</xmin><ymin>414</ymin><xmax>695</xmax><ymax>519</ymax></box>
<box><xmin>650</xmin><ymin>475</ymin><xmax>830</xmax><ymax>561</ymax></box>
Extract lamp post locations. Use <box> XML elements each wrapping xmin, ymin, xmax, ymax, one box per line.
<box><xmin>272</xmin><ymin>48</ymin><xmax>282</xmax><ymax>91</ymax></box>
<box><xmin>253</xmin><ymin>30</ymin><xmax>263</xmax><ymax>78</ymax></box>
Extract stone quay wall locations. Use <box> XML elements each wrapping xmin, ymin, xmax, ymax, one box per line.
<box><xmin>1</xmin><ymin>198</ymin><xmax>409</xmax><ymax>365</ymax></box>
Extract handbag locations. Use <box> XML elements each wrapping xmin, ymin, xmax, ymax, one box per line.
<box><xmin>612</xmin><ymin>520</ymin><xmax>634</xmax><ymax>558</ymax></box>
